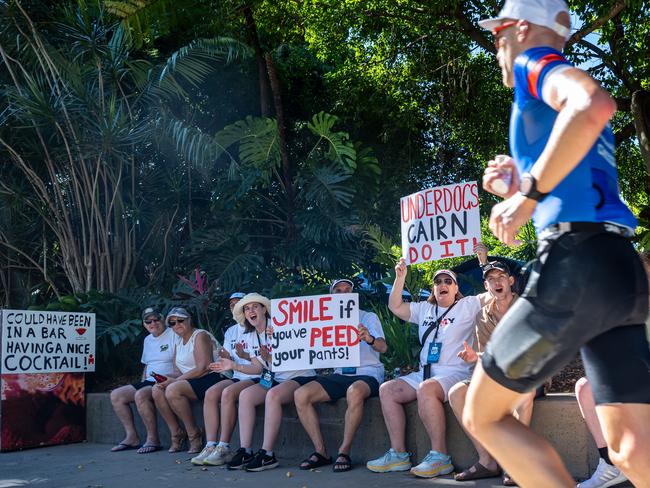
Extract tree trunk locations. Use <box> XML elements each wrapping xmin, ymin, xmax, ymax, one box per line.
<box><xmin>265</xmin><ymin>52</ymin><xmax>295</xmax><ymax>242</ymax></box>
<box><xmin>632</xmin><ymin>90</ymin><xmax>650</xmax><ymax>176</ymax></box>
<box><xmin>242</xmin><ymin>6</ymin><xmax>271</xmax><ymax>117</ymax></box>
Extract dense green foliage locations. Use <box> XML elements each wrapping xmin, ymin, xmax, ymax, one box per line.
<box><xmin>1</xmin><ymin>0</ymin><xmax>649</xmax><ymax>377</ymax></box>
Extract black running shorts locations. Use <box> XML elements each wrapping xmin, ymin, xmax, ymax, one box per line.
<box><xmin>482</xmin><ymin>231</ymin><xmax>650</xmax><ymax>405</ymax></box>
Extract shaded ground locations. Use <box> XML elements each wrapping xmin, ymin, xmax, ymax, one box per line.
<box><xmin>0</xmin><ymin>443</ymin><xmax>512</xmax><ymax>488</ymax></box>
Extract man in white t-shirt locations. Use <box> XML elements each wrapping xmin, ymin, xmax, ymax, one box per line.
<box><xmin>367</xmin><ymin>244</ymin><xmax>491</xmax><ymax>478</ymax></box>
<box><xmin>110</xmin><ymin>307</ymin><xmax>178</xmax><ymax>454</ymax></box>
<box><xmin>294</xmin><ymin>279</ymin><xmax>388</xmax><ymax>472</ymax></box>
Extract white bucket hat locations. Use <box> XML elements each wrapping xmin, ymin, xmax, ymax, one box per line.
<box><xmin>478</xmin><ymin>0</ymin><xmax>570</xmax><ymax>40</ymax></box>
<box><xmin>232</xmin><ymin>293</ymin><xmax>271</xmax><ymax>325</ymax></box>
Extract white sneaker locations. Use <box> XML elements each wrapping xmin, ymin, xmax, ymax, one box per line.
<box><xmin>366</xmin><ymin>448</ymin><xmax>412</xmax><ymax>473</ymax></box>
<box><xmin>203</xmin><ymin>445</ymin><xmax>233</xmax><ymax>466</ymax></box>
<box><xmin>410</xmin><ymin>450</ymin><xmax>454</xmax><ymax>478</ymax></box>
<box><xmin>577</xmin><ymin>458</ymin><xmax>627</xmax><ymax>488</ymax></box>
<box><xmin>191</xmin><ymin>445</ymin><xmax>216</xmax><ymax>465</ymax></box>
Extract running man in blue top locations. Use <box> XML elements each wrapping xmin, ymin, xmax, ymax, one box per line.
<box><xmin>462</xmin><ymin>1</ymin><xmax>650</xmax><ymax>487</ymax></box>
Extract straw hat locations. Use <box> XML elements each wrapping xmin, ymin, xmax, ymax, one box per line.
<box><xmin>232</xmin><ymin>293</ymin><xmax>271</xmax><ymax>325</ymax></box>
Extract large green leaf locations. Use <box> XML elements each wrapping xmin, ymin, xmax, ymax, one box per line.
<box><xmin>298</xmin><ymin>164</ymin><xmax>355</xmax><ymax>208</ymax></box>
<box><xmin>215</xmin><ymin>116</ymin><xmax>281</xmax><ymax>179</ymax></box>
<box><xmin>307</xmin><ymin>111</ymin><xmax>357</xmax><ymax>169</ymax></box>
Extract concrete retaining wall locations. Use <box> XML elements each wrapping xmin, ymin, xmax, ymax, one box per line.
<box><xmin>87</xmin><ymin>392</ymin><xmax>598</xmax><ymax>478</ymax></box>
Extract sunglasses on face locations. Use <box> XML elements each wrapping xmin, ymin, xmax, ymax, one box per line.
<box><xmin>168</xmin><ymin>319</ymin><xmax>186</xmax><ymax>326</ymax></box>
<box><xmin>492</xmin><ymin>20</ymin><xmax>518</xmax><ymax>48</ymax></box>
<box><xmin>434</xmin><ymin>278</ymin><xmax>454</xmax><ymax>286</ymax></box>
<box><xmin>143</xmin><ymin>318</ymin><xmax>161</xmax><ymax>324</ymax></box>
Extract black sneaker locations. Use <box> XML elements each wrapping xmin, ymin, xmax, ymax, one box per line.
<box><xmin>244</xmin><ymin>449</ymin><xmax>279</xmax><ymax>472</ymax></box>
<box><xmin>226</xmin><ymin>448</ymin><xmax>254</xmax><ymax>470</ymax></box>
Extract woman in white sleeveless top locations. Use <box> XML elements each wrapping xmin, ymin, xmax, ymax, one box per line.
<box><xmin>151</xmin><ymin>306</ymin><xmax>227</xmax><ymax>453</ymax></box>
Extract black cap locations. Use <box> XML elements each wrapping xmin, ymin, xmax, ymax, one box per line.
<box><xmin>482</xmin><ymin>261</ymin><xmax>511</xmax><ymax>279</ymax></box>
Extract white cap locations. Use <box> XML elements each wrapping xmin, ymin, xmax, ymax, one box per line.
<box><xmin>330</xmin><ymin>278</ymin><xmax>354</xmax><ymax>294</ymax></box>
<box><xmin>478</xmin><ymin>0</ymin><xmax>570</xmax><ymax>40</ymax></box>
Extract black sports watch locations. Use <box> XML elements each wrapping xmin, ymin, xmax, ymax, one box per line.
<box><xmin>519</xmin><ymin>173</ymin><xmax>549</xmax><ymax>202</ymax></box>
<box><xmin>367</xmin><ymin>336</ymin><xmax>376</xmax><ymax>346</ymax></box>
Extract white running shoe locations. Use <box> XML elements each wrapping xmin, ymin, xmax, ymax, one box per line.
<box><xmin>203</xmin><ymin>444</ymin><xmax>234</xmax><ymax>466</ymax></box>
<box><xmin>191</xmin><ymin>445</ymin><xmax>216</xmax><ymax>465</ymax></box>
<box><xmin>577</xmin><ymin>458</ymin><xmax>627</xmax><ymax>488</ymax></box>
<box><xmin>366</xmin><ymin>448</ymin><xmax>412</xmax><ymax>473</ymax></box>
<box><xmin>410</xmin><ymin>450</ymin><xmax>454</xmax><ymax>478</ymax></box>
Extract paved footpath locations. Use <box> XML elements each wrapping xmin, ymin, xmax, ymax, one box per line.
<box><xmin>0</xmin><ymin>443</ymin><xmax>514</xmax><ymax>488</ymax></box>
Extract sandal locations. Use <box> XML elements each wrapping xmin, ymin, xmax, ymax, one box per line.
<box><xmin>454</xmin><ymin>462</ymin><xmax>501</xmax><ymax>481</ymax></box>
<box><xmin>137</xmin><ymin>444</ymin><xmax>162</xmax><ymax>454</ymax></box>
<box><xmin>299</xmin><ymin>452</ymin><xmax>333</xmax><ymax>470</ymax></box>
<box><xmin>333</xmin><ymin>453</ymin><xmax>352</xmax><ymax>473</ymax></box>
<box><xmin>110</xmin><ymin>442</ymin><xmax>140</xmax><ymax>452</ymax></box>
<box><xmin>168</xmin><ymin>430</ymin><xmax>187</xmax><ymax>453</ymax></box>
<box><xmin>187</xmin><ymin>429</ymin><xmax>204</xmax><ymax>454</ymax></box>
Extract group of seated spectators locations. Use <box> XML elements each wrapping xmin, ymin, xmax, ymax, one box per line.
<box><xmin>109</xmin><ymin>244</ymin><xmax>649</xmax><ymax>487</ymax></box>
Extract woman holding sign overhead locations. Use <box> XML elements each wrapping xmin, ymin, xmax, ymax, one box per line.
<box><xmin>366</xmin><ymin>243</ymin><xmax>491</xmax><ymax>479</ymax></box>
<box><xmin>211</xmin><ymin>293</ymin><xmax>316</xmax><ymax>472</ymax></box>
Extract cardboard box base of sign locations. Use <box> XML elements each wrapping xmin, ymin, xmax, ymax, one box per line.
<box><xmin>0</xmin><ymin>373</ymin><xmax>86</xmax><ymax>452</ymax></box>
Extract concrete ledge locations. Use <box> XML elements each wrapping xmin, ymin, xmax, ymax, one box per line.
<box><xmin>87</xmin><ymin>392</ymin><xmax>597</xmax><ymax>478</ymax></box>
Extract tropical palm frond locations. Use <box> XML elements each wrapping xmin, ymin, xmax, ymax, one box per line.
<box><xmin>211</xmin><ymin>250</ymin><xmax>265</xmax><ymax>291</ymax></box>
<box><xmin>154</xmin><ymin>37</ymin><xmax>251</xmax><ymax>98</ymax></box>
<box><xmin>159</xmin><ymin>114</ymin><xmax>234</xmax><ymax>172</ymax></box>
<box><xmin>182</xmin><ymin>226</ymin><xmax>265</xmax><ymax>289</ymax></box>
<box><xmin>298</xmin><ymin>163</ymin><xmax>354</xmax><ymax>208</ymax></box>
<box><xmin>95</xmin><ymin>317</ymin><xmax>143</xmax><ymax>346</ymax></box>
<box><xmin>364</xmin><ymin>225</ymin><xmax>401</xmax><ymax>268</ymax></box>
<box><xmin>297</xmin><ymin>204</ymin><xmax>358</xmax><ymax>246</ymax></box>
<box><xmin>104</xmin><ymin>0</ymin><xmax>177</xmax><ymax>48</ymax></box>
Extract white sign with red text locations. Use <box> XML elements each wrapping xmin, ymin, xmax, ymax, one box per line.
<box><xmin>401</xmin><ymin>181</ymin><xmax>481</xmax><ymax>265</ymax></box>
<box><xmin>1</xmin><ymin>310</ymin><xmax>96</xmax><ymax>374</ymax></box>
<box><xmin>270</xmin><ymin>293</ymin><xmax>360</xmax><ymax>372</ymax></box>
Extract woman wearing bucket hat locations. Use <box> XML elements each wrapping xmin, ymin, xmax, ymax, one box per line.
<box><xmin>210</xmin><ymin>293</ymin><xmax>316</xmax><ymax>472</ymax></box>
<box><xmin>151</xmin><ymin>306</ymin><xmax>227</xmax><ymax>454</ymax></box>
<box><xmin>190</xmin><ymin>292</ymin><xmax>262</xmax><ymax>466</ymax></box>
<box><xmin>110</xmin><ymin>307</ymin><xmax>178</xmax><ymax>454</ymax></box>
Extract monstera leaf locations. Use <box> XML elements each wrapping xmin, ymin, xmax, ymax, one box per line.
<box><xmin>307</xmin><ymin>112</ymin><xmax>357</xmax><ymax>169</ymax></box>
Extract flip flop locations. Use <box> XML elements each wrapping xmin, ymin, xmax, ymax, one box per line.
<box><xmin>333</xmin><ymin>453</ymin><xmax>352</xmax><ymax>473</ymax></box>
<box><xmin>110</xmin><ymin>443</ymin><xmax>140</xmax><ymax>452</ymax></box>
<box><xmin>299</xmin><ymin>452</ymin><xmax>333</xmax><ymax>470</ymax></box>
<box><xmin>137</xmin><ymin>444</ymin><xmax>163</xmax><ymax>454</ymax></box>
<box><xmin>454</xmin><ymin>462</ymin><xmax>501</xmax><ymax>481</ymax></box>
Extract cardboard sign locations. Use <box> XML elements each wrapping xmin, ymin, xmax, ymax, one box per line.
<box><xmin>401</xmin><ymin>181</ymin><xmax>481</xmax><ymax>264</ymax></box>
<box><xmin>1</xmin><ymin>310</ymin><xmax>96</xmax><ymax>374</ymax></box>
<box><xmin>270</xmin><ymin>293</ymin><xmax>360</xmax><ymax>372</ymax></box>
